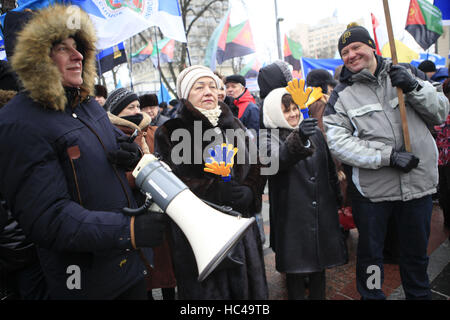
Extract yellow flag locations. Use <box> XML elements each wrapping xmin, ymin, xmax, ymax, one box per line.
<box><xmin>381</xmin><ymin>40</ymin><xmax>419</xmax><ymax>63</ymax></box>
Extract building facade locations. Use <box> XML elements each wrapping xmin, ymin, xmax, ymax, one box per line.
<box><xmin>290</xmin><ymin>16</ymin><xmax>365</xmax><ymax>59</ymax></box>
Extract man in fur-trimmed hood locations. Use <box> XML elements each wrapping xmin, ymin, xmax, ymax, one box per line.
<box><xmin>11</xmin><ymin>5</ymin><xmax>97</xmax><ymax>111</ymax></box>
<box><xmin>0</xmin><ymin>5</ymin><xmax>167</xmax><ymax>299</ymax></box>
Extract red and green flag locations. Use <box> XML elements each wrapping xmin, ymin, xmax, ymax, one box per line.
<box><xmin>205</xmin><ymin>8</ymin><xmax>230</xmax><ymax>70</ymax></box>
<box><xmin>284</xmin><ymin>35</ymin><xmax>303</xmax><ymax>72</ymax></box>
<box><xmin>405</xmin><ymin>0</ymin><xmax>443</xmax><ymax>50</ymax></box>
<box><xmin>216</xmin><ymin>19</ymin><xmax>256</xmax><ymax>65</ymax></box>
<box><xmin>131</xmin><ymin>42</ymin><xmax>153</xmax><ymax>64</ymax></box>
<box><xmin>240</xmin><ymin>57</ymin><xmax>261</xmax><ymax>78</ymax></box>
<box><xmin>151</xmin><ymin>38</ymin><xmax>175</xmax><ymax>67</ymax></box>
<box><xmin>131</xmin><ymin>38</ymin><xmax>175</xmax><ymax>67</ymax></box>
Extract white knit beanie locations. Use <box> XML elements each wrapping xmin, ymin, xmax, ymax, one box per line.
<box><xmin>176</xmin><ymin>65</ymin><xmax>221</xmax><ymax>99</ymax></box>
<box><xmin>263</xmin><ymin>87</ymin><xmax>303</xmax><ymax>130</ymax></box>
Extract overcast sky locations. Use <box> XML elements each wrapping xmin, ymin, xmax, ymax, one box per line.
<box><xmin>232</xmin><ymin>0</ymin><xmax>431</xmax><ymax>62</ymax></box>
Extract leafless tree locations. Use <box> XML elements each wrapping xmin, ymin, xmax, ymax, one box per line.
<box><xmin>120</xmin><ymin>0</ymin><xmax>227</xmax><ymax>98</ymax></box>
<box><xmin>143</xmin><ymin>0</ymin><xmax>227</xmax><ymax>98</ymax></box>
<box><xmin>232</xmin><ymin>57</ymin><xmax>244</xmax><ymax>74</ymax></box>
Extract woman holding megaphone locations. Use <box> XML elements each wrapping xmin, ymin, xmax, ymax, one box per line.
<box><xmin>154</xmin><ymin>65</ymin><xmax>268</xmax><ymax>300</ymax></box>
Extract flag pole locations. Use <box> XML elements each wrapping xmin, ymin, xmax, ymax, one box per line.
<box><xmin>274</xmin><ymin>0</ymin><xmax>283</xmax><ymax>60</ymax></box>
<box><xmin>382</xmin><ymin>0</ymin><xmax>412</xmax><ymax>152</ymax></box>
<box><xmin>128</xmin><ymin>40</ymin><xmax>134</xmax><ymax>91</ymax></box>
<box><xmin>153</xmin><ymin>27</ymin><xmax>164</xmax><ymax>102</ymax></box>
<box><xmin>96</xmin><ymin>53</ymin><xmax>102</xmax><ymax>84</ymax></box>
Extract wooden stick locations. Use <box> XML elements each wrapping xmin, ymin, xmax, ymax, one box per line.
<box><xmin>382</xmin><ymin>0</ymin><xmax>412</xmax><ymax>152</ymax></box>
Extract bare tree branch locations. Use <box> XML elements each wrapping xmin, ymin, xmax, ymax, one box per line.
<box><xmin>129</xmin><ymin>0</ymin><xmax>226</xmax><ymax>97</ymax></box>
<box><xmin>186</xmin><ymin>0</ymin><xmax>223</xmax><ymax>35</ymax></box>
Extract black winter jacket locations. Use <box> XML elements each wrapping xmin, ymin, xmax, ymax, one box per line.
<box><xmin>154</xmin><ymin>99</ymin><xmax>268</xmax><ymax>299</ymax></box>
<box><xmin>264</xmin><ymin>128</ymin><xmax>348</xmax><ymax>273</ymax></box>
<box><xmin>0</xmin><ymin>6</ymin><xmax>150</xmax><ymax>299</ymax></box>
<box><xmin>0</xmin><ymin>93</ymin><xmax>147</xmax><ymax>299</ymax></box>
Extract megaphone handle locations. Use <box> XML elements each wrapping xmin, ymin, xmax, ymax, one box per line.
<box><xmin>201</xmin><ymin>199</ymin><xmax>241</xmax><ymax>218</ymax></box>
<box><xmin>122</xmin><ymin>194</ymin><xmax>153</xmax><ymax>216</ymax></box>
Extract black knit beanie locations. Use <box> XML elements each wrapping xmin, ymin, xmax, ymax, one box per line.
<box><xmin>338</xmin><ymin>25</ymin><xmax>376</xmax><ymax>56</ymax></box>
<box><xmin>418</xmin><ymin>60</ymin><xmax>436</xmax><ymax>73</ymax></box>
<box><xmin>106</xmin><ymin>88</ymin><xmax>138</xmax><ymax>115</ymax></box>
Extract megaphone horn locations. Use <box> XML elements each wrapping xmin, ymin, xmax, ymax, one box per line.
<box><xmin>132</xmin><ymin>154</ymin><xmax>255</xmax><ymax>281</ymax></box>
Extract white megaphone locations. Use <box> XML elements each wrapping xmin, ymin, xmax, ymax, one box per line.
<box><xmin>132</xmin><ymin>154</ymin><xmax>255</xmax><ymax>281</ymax></box>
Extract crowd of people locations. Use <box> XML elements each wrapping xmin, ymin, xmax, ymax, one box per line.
<box><xmin>0</xmin><ymin>5</ymin><xmax>449</xmax><ymax>301</ymax></box>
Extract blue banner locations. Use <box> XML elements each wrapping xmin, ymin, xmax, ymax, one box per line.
<box><xmin>301</xmin><ymin>57</ymin><xmax>343</xmax><ymax>79</ymax></box>
<box><xmin>410</xmin><ymin>52</ymin><xmax>446</xmax><ymax>68</ymax></box>
<box><xmin>0</xmin><ymin>38</ymin><xmax>6</xmax><ymax>61</ymax></box>
<box><xmin>434</xmin><ymin>0</ymin><xmax>450</xmax><ymax>24</ymax></box>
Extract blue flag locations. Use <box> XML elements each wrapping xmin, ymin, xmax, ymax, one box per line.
<box><xmin>65</xmin><ymin>0</ymin><xmax>186</xmax><ymax>50</ymax></box>
<box><xmin>434</xmin><ymin>0</ymin><xmax>450</xmax><ymax>25</ymax></box>
<box><xmin>0</xmin><ymin>37</ymin><xmax>6</xmax><ymax>61</ymax></box>
<box><xmin>301</xmin><ymin>57</ymin><xmax>343</xmax><ymax>79</ymax></box>
<box><xmin>157</xmin><ymin>81</ymin><xmax>171</xmax><ymax>103</ymax></box>
<box><xmin>0</xmin><ymin>1</ymin><xmax>186</xmax><ymax>50</ymax></box>
<box><xmin>96</xmin><ymin>42</ymin><xmax>127</xmax><ymax>75</ymax></box>
<box><xmin>411</xmin><ymin>53</ymin><xmax>446</xmax><ymax>69</ymax></box>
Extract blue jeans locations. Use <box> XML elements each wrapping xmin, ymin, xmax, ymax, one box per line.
<box><xmin>352</xmin><ymin>195</ymin><xmax>432</xmax><ymax>300</ymax></box>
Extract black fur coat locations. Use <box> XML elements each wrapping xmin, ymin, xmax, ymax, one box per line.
<box><xmin>154</xmin><ymin>99</ymin><xmax>268</xmax><ymax>299</ymax></box>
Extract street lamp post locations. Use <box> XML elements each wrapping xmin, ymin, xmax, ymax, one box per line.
<box><xmin>274</xmin><ymin>0</ymin><xmax>283</xmax><ymax>60</ymax></box>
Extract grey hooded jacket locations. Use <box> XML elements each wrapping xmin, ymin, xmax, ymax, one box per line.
<box><xmin>323</xmin><ymin>56</ymin><xmax>449</xmax><ymax>202</ymax></box>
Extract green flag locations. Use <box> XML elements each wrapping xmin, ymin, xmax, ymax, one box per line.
<box><xmin>405</xmin><ymin>0</ymin><xmax>443</xmax><ymax>50</ymax></box>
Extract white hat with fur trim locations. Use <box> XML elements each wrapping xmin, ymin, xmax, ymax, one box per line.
<box><xmin>263</xmin><ymin>88</ymin><xmax>303</xmax><ymax>130</ymax></box>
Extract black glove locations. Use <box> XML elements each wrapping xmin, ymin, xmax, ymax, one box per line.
<box><xmin>230</xmin><ymin>181</ymin><xmax>253</xmax><ymax>212</ymax></box>
<box><xmin>389</xmin><ymin>65</ymin><xmax>418</xmax><ymax>93</ymax></box>
<box><xmin>298</xmin><ymin>118</ymin><xmax>318</xmax><ymax>144</ymax></box>
<box><xmin>108</xmin><ymin>135</ymin><xmax>141</xmax><ymax>171</ymax></box>
<box><xmin>389</xmin><ymin>150</ymin><xmax>420</xmax><ymax>173</ymax></box>
<box><xmin>134</xmin><ymin>212</ymin><xmax>168</xmax><ymax>248</ymax></box>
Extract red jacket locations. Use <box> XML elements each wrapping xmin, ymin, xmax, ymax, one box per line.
<box><xmin>233</xmin><ymin>89</ymin><xmax>260</xmax><ymax>133</ymax></box>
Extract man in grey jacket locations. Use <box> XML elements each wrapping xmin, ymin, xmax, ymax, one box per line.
<box><xmin>323</xmin><ymin>25</ymin><xmax>449</xmax><ymax>300</ymax></box>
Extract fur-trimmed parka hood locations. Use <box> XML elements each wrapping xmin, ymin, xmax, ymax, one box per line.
<box><xmin>0</xmin><ymin>89</ymin><xmax>17</xmax><ymax>108</ymax></box>
<box><xmin>10</xmin><ymin>5</ymin><xmax>97</xmax><ymax>111</ymax></box>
